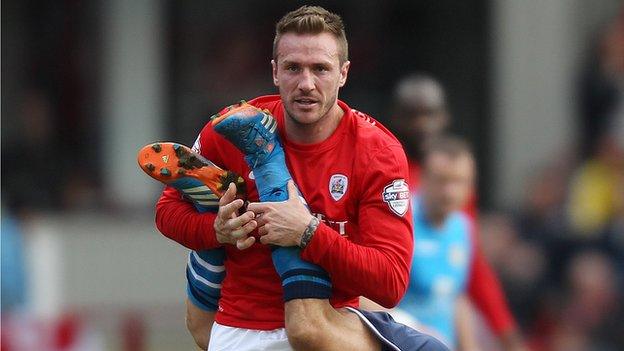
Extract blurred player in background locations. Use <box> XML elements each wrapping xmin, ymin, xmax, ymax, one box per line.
<box><xmin>395</xmin><ymin>136</ymin><xmax>481</xmax><ymax>349</ymax></box>
<box><xmin>385</xmin><ymin>75</ymin><xmax>525</xmax><ymax>350</ymax></box>
<box><xmin>154</xmin><ymin>6</ymin><xmax>448</xmax><ymax>351</ymax></box>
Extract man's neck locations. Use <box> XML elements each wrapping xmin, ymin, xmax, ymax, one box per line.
<box><xmin>284</xmin><ymin>103</ymin><xmax>344</xmax><ymax>144</ymax></box>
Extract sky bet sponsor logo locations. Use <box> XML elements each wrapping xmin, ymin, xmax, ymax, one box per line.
<box><xmin>382</xmin><ymin>179</ymin><xmax>410</xmax><ymax>216</ymax></box>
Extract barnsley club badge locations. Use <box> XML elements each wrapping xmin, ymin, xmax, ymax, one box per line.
<box><xmin>382</xmin><ymin>179</ymin><xmax>410</xmax><ymax>216</ymax></box>
<box><xmin>329</xmin><ymin>174</ymin><xmax>348</xmax><ymax>201</ymax></box>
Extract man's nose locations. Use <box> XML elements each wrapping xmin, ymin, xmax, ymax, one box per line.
<box><xmin>297</xmin><ymin>69</ymin><xmax>315</xmax><ymax>92</ymax></box>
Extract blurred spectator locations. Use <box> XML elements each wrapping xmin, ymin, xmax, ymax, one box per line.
<box><xmin>480</xmin><ymin>213</ymin><xmax>547</xmax><ymax>330</ymax></box>
<box><xmin>529</xmin><ymin>250</ymin><xmax>623</xmax><ymax>351</ymax></box>
<box><xmin>514</xmin><ymin>160</ymin><xmax>574</xmax><ymax>288</ymax></box>
<box><xmin>389</xmin><ymin>74</ymin><xmax>450</xmax><ymax>164</ymax></box>
<box><xmin>516</xmin><ymin>161</ymin><xmax>571</xmax><ymax>244</ymax></box>
<box><xmin>578</xmin><ymin>7</ymin><xmax>624</xmax><ymax>158</ymax></box>
<box><xmin>2</xmin><ymin>89</ymin><xmax>62</xmax><ymax>212</ymax></box>
<box><xmin>1</xmin><ymin>87</ymin><xmax>100</xmax><ymax>213</ymax></box>
<box><xmin>571</xmin><ymin>6</ymin><xmax>623</xmax><ymax>238</ymax></box>
<box><xmin>567</xmin><ymin>128</ymin><xmax>624</xmax><ymax>238</ymax></box>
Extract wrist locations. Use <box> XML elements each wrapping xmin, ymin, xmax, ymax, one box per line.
<box><xmin>299</xmin><ymin>216</ymin><xmax>320</xmax><ymax>249</ymax></box>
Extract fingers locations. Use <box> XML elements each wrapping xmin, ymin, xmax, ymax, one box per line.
<box><xmin>247</xmin><ymin>201</ymin><xmax>270</xmax><ymax>214</ymax></box>
<box><xmin>225</xmin><ymin>211</ymin><xmax>255</xmax><ymax>231</ymax></box>
<box><xmin>236</xmin><ymin>236</ymin><xmax>256</xmax><ymax>250</ymax></box>
<box><xmin>257</xmin><ymin>224</ymin><xmax>269</xmax><ymax>236</ymax></box>
<box><xmin>287</xmin><ymin>180</ymin><xmax>299</xmax><ymax>201</ymax></box>
<box><xmin>219</xmin><ymin>182</ymin><xmax>237</xmax><ymax>206</ymax></box>
<box><xmin>219</xmin><ymin>199</ymin><xmax>244</xmax><ymax>220</ymax></box>
<box><xmin>230</xmin><ymin>219</ymin><xmax>257</xmax><ymax>239</ymax></box>
<box><xmin>254</xmin><ymin>213</ymin><xmax>269</xmax><ymax>227</ymax></box>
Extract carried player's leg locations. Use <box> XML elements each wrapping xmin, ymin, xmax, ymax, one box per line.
<box><xmin>185</xmin><ymin>249</ymin><xmax>226</xmax><ymax>349</ymax></box>
<box><xmin>138</xmin><ymin>143</ymin><xmax>245</xmax><ymax>349</ymax></box>
<box><xmin>212</xmin><ymin>103</ymin><xmax>333</xmax><ymax>303</ymax></box>
<box><xmin>186</xmin><ymin>298</ymin><xmax>213</xmax><ymax>350</ymax></box>
<box><xmin>212</xmin><ymin>102</ymin><xmax>448</xmax><ymax>350</ymax></box>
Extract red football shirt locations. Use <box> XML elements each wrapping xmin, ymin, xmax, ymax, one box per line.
<box><xmin>156</xmin><ymin>95</ymin><xmax>414</xmax><ymax>330</ymax></box>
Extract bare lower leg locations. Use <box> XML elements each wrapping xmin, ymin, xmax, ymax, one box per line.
<box><xmin>285</xmin><ymin>299</ymin><xmax>380</xmax><ymax>351</ymax></box>
<box><xmin>186</xmin><ymin>299</ymin><xmax>215</xmax><ymax>350</ymax></box>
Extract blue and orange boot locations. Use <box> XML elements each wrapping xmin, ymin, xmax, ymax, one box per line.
<box><xmin>137</xmin><ymin>142</ymin><xmax>245</xmax><ymax>311</ymax></box>
<box><xmin>137</xmin><ymin>142</ymin><xmax>245</xmax><ymax>209</ymax></box>
<box><xmin>211</xmin><ymin>101</ymin><xmax>288</xmax><ymax>202</ymax></box>
<box><xmin>211</xmin><ymin>101</ymin><xmax>332</xmax><ymax>301</ymax></box>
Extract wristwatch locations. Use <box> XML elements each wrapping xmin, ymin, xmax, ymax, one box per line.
<box><xmin>299</xmin><ymin>216</ymin><xmax>320</xmax><ymax>249</ymax></box>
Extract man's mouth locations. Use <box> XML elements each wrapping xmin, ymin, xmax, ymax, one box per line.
<box><xmin>294</xmin><ymin>98</ymin><xmax>318</xmax><ymax>106</ymax></box>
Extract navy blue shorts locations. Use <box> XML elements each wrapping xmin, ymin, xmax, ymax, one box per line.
<box><xmin>346</xmin><ymin>308</ymin><xmax>450</xmax><ymax>351</ymax></box>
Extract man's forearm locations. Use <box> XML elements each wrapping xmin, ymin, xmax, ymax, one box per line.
<box><xmin>301</xmin><ymin>223</ymin><xmax>411</xmax><ymax>307</ymax></box>
<box><xmin>155</xmin><ymin>187</ymin><xmax>220</xmax><ymax>250</ymax></box>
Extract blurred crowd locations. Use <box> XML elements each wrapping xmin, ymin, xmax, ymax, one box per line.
<box><xmin>479</xmin><ymin>11</ymin><xmax>624</xmax><ymax>351</ymax></box>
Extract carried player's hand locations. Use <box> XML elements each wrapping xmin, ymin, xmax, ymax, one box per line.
<box><xmin>214</xmin><ymin>183</ymin><xmax>257</xmax><ymax>250</ymax></box>
<box><xmin>248</xmin><ymin>181</ymin><xmax>313</xmax><ymax>247</ymax></box>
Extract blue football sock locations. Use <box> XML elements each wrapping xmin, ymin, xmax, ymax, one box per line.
<box><xmin>212</xmin><ymin>106</ymin><xmax>332</xmax><ymax>301</ymax></box>
<box><xmin>171</xmin><ymin>178</ymin><xmax>225</xmax><ymax>312</ymax></box>
<box><xmin>186</xmin><ymin>249</ymin><xmax>225</xmax><ymax>311</ymax></box>
<box><xmin>251</xmin><ymin>140</ymin><xmax>332</xmax><ymax>301</ymax></box>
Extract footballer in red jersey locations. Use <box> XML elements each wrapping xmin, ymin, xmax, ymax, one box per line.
<box><xmin>154</xmin><ymin>6</ymin><xmax>448</xmax><ymax>351</ymax></box>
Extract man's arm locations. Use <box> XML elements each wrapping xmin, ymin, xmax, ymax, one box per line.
<box><xmin>467</xmin><ymin>235</ymin><xmax>516</xmax><ymax>335</ymax></box>
<box><xmin>455</xmin><ymin>295</ymin><xmax>479</xmax><ymax>351</ymax></box>
<box><xmin>154</xmin><ymin>121</ymin><xmax>256</xmax><ymax>251</ymax></box>
<box><xmin>252</xmin><ymin>144</ymin><xmax>412</xmax><ymax>307</ymax></box>
<box><xmin>155</xmin><ymin>186</ymin><xmax>221</xmax><ymax>250</ymax></box>
<box><xmin>467</xmin><ymin>228</ymin><xmax>526</xmax><ymax>351</ymax></box>
<box><xmin>301</xmin><ymin>145</ymin><xmax>413</xmax><ymax>307</ymax></box>
<box><xmin>154</xmin><ymin>121</ymin><xmax>224</xmax><ymax>250</ymax></box>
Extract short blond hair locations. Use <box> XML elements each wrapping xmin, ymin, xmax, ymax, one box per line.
<box><xmin>273</xmin><ymin>6</ymin><xmax>348</xmax><ymax>63</ymax></box>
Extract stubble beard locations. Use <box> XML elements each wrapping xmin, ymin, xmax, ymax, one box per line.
<box><xmin>284</xmin><ymin>94</ymin><xmax>337</xmax><ymax>129</ymax></box>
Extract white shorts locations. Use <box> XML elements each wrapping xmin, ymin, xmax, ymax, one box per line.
<box><xmin>207</xmin><ymin>322</ymin><xmax>292</xmax><ymax>351</ymax></box>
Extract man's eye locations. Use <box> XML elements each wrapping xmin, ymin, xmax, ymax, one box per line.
<box><xmin>315</xmin><ymin>66</ymin><xmax>328</xmax><ymax>72</ymax></box>
<box><xmin>286</xmin><ymin>66</ymin><xmax>299</xmax><ymax>72</ymax></box>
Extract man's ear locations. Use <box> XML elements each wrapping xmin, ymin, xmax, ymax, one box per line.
<box><xmin>339</xmin><ymin>60</ymin><xmax>350</xmax><ymax>87</ymax></box>
<box><xmin>271</xmin><ymin>59</ymin><xmax>279</xmax><ymax>86</ymax></box>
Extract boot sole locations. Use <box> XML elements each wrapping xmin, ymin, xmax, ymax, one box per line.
<box><xmin>137</xmin><ymin>142</ymin><xmax>245</xmax><ymax>199</ymax></box>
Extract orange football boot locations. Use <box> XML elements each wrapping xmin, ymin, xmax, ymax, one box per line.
<box><xmin>137</xmin><ymin>142</ymin><xmax>245</xmax><ymax>211</ymax></box>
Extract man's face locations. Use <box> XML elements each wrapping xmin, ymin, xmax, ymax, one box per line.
<box><xmin>406</xmin><ymin>108</ymin><xmax>448</xmax><ymax>140</ymax></box>
<box><xmin>396</xmin><ymin>107</ymin><xmax>449</xmax><ymax>159</ymax></box>
<box><xmin>422</xmin><ymin>152</ymin><xmax>475</xmax><ymax>220</ymax></box>
<box><xmin>272</xmin><ymin>32</ymin><xmax>350</xmax><ymax>125</ymax></box>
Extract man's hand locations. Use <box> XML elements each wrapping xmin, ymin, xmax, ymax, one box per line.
<box><xmin>214</xmin><ymin>183</ymin><xmax>257</xmax><ymax>250</ymax></box>
<box><xmin>248</xmin><ymin>181</ymin><xmax>313</xmax><ymax>247</ymax></box>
